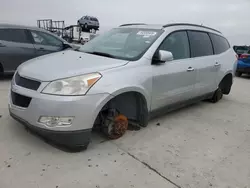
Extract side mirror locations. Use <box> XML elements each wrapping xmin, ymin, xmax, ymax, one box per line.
<box><xmin>153</xmin><ymin>50</ymin><xmax>173</xmax><ymax>64</ymax></box>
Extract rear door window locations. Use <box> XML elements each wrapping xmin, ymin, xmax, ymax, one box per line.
<box><xmin>0</xmin><ymin>28</ymin><xmax>30</xmax><ymax>43</ymax></box>
<box><xmin>158</xmin><ymin>31</ymin><xmax>190</xmax><ymax>60</ymax></box>
<box><xmin>188</xmin><ymin>31</ymin><xmax>213</xmax><ymax>57</ymax></box>
<box><xmin>209</xmin><ymin>33</ymin><xmax>230</xmax><ymax>54</ymax></box>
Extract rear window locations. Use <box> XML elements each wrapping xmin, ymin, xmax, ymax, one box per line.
<box><xmin>234</xmin><ymin>46</ymin><xmax>249</xmax><ymax>55</ymax></box>
<box><xmin>210</xmin><ymin>33</ymin><xmax>230</xmax><ymax>54</ymax></box>
<box><xmin>0</xmin><ymin>28</ymin><xmax>29</xmax><ymax>43</ymax></box>
<box><xmin>188</xmin><ymin>31</ymin><xmax>213</xmax><ymax>57</ymax></box>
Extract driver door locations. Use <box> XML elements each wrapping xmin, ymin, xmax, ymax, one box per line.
<box><xmin>28</xmin><ymin>30</ymin><xmax>63</xmax><ymax>57</ymax></box>
<box><xmin>151</xmin><ymin>31</ymin><xmax>197</xmax><ymax>111</ymax></box>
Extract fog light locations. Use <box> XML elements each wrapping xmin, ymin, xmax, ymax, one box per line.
<box><xmin>38</xmin><ymin>116</ymin><xmax>74</xmax><ymax>127</ymax></box>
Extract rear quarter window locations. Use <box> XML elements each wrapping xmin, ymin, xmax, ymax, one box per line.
<box><xmin>188</xmin><ymin>31</ymin><xmax>213</xmax><ymax>58</ymax></box>
<box><xmin>209</xmin><ymin>33</ymin><xmax>230</xmax><ymax>54</ymax></box>
<box><xmin>0</xmin><ymin>28</ymin><xmax>29</xmax><ymax>43</ymax></box>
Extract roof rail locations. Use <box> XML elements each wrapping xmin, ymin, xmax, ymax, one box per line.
<box><xmin>163</xmin><ymin>23</ymin><xmax>222</xmax><ymax>34</ymax></box>
<box><xmin>119</xmin><ymin>23</ymin><xmax>146</xmax><ymax>27</ymax></box>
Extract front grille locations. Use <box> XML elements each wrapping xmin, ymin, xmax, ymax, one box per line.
<box><xmin>15</xmin><ymin>73</ymin><xmax>41</xmax><ymax>90</ymax></box>
<box><xmin>11</xmin><ymin>91</ymin><xmax>32</xmax><ymax>108</ymax></box>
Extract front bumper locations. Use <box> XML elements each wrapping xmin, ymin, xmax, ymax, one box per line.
<box><xmin>9</xmin><ymin>83</ymin><xmax>113</xmax><ymax>146</ymax></box>
<box><xmin>9</xmin><ymin>84</ymin><xmax>112</xmax><ymax>131</ymax></box>
<box><xmin>10</xmin><ymin>111</ymin><xmax>92</xmax><ymax>148</ymax></box>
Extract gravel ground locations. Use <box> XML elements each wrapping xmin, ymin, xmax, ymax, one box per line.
<box><xmin>0</xmin><ymin>76</ymin><xmax>249</xmax><ymax>188</ymax></box>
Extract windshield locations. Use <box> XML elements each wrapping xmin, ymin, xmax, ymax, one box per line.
<box><xmin>79</xmin><ymin>28</ymin><xmax>163</xmax><ymax>61</ymax></box>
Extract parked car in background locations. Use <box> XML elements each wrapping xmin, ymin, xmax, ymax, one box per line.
<box><xmin>235</xmin><ymin>50</ymin><xmax>250</xmax><ymax>77</ymax></box>
<box><xmin>0</xmin><ymin>24</ymin><xmax>72</xmax><ymax>75</ymax></box>
<box><xmin>233</xmin><ymin>45</ymin><xmax>250</xmax><ymax>77</ymax></box>
<box><xmin>77</xmin><ymin>16</ymin><xmax>99</xmax><ymax>31</ymax></box>
<box><xmin>9</xmin><ymin>23</ymin><xmax>236</xmax><ymax>151</ymax></box>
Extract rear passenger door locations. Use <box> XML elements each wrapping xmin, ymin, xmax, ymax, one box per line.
<box><xmin>0</xmin><ymin>28</ymin><xmax>36</xmax><ymax>72</ymax></box>
<box><xmin>29</xmin><ymin>30</ymin><xmax>63</xmax><ymax>57</ymax></box>
<box><xmin>188</xmin><ymin>31</ymin><xmax>217</xmax><ymax>96</ymax></box>
<box><xmin>151</xmin><ymin>31</ymin><xmax>197</xmax><ymax>110</ymax></box>
<box><xmin>209</xmin><ymin>33</ymin><xmax>231</xmax><ymax>85</ymax></box>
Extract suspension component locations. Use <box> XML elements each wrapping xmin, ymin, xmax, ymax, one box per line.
<box><xmin>102</xmin><ymin>109</ymin><xmax>128</xmax><ymax>139</ymax></box>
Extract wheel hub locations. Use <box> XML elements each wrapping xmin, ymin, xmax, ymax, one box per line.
<box><xmin>106</xmin><ymin>114</ymin><xmax>128</xmax><ymax>139</ymax></box>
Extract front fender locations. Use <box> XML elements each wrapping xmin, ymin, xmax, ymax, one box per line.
<box><xmin>90</xmin><ymin>87</ymin><xmax>150</xmax><ymax>126</ymax></box>
<box><xmin>109</xmin><ymin>86</ymin><xmax>150</xmax><ymax>110</ymax></box>
<box><xmin>88</xmin><ymin>60</ymin><xmax>153</xmax><ymax>112</ymax></box>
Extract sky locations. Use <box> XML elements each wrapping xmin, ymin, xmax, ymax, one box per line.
<box><xmin>1</xmin><ymin>0</ymin><xmax>249</xmax><ymax>45</ymax></box>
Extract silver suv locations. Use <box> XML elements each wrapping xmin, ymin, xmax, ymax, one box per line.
<box><xmin>9</xmin><ymin>23</ymin><xmax>237</xmax><ymax>151</ymax></box>
<box><xmin>77</xmin><ymin>16</ymin><xmax>99</xmax><ymax>31</ymax></box>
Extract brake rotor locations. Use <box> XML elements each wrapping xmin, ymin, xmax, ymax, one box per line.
<box><xmin>106</xmin><ymin>114</ymin><xmax>128</xmax><ymax>139</ymax></box>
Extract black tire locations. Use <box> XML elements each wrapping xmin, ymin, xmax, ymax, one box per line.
<box><xmin>235</xmin><ymin>72</ymin><xmax>242</xmax><ymax>77</ymax></box>
<box><xmin>139</xmin><ymin>110</ymin><xmax>149</xmax><ymax>127</ymax></box>
<box><xmin>210</xmin><ymin>88</ymin><xmax>223</xmax><ymax>103</ymax></box>
<box><xmin>0</xmin><ymin>64</ymin><xmax>3</xmax><ymax>79</ymax></box>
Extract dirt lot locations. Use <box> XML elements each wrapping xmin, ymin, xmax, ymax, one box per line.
<box><xmin>0</xmin><ymin>76</ymin><xmax>250</xmax><ymax>188</ymax></box>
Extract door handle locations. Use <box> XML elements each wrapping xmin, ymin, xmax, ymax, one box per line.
<box><xmin>39</xmin><ymin>47</ymin><xmax>45</xmax><ymax>50</ymax></box>
<box><xmin>214</xmin><ymin>62</ymin><xmax>221</xmax><ymax>67</ymax></box>
<box><xmin>187</xmin><ymin>67</ymin><xmax>195</xmax><ymax>72</ymax></box>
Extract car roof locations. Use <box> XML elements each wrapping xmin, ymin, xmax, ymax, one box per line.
<box><xmin>118</xmin><ymin>23</ymin><xmax>222</xmax><ymax>35</ymax></box>
<box><xmin>0</xmin><ymin>23</ymin><xmax>52</xmax><ymax>32</ymax></box>
<box><xmin>118</xmin><ymin>24</ymin><xmax>163</xmax><ymax>30</ymax></box>
<box><xmin>0</xmin><ymin>23</ymin><xmax>67</xmax><ymax>42</ymax></box>
<box><xmin>85</xmin><ymin>16</ymin><xmax>97</xmax><ymax>19</ymax></box>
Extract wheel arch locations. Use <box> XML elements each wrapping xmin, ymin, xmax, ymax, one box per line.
<box><xmin>219</xmin><ymin>71</ymin><xmax>233</xmax><ymax>95</ymax></box>
<box><xmin>109</xmin><ymin>87</ymin><xmax>150</xmax><ymax>109</ymax></box>
<box><xmin>93</xmin><ymin>88</ymin><xmax>149</xmax><ymax>128</ymax></box>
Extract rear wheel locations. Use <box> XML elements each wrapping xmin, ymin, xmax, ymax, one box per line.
<box><xmin>210</xmin><ymin>88</ymin><xmax>223</xmax><ymax>103</ymax></box>
<box><xmin>0</xmin><ymin>63</ymin><xmax>3</xmax><ymax>78</ymax></box>
<box><xmin>235</xmin><ymin>72</ymin><xmax>242</xmax><ymax>77</ymax></box>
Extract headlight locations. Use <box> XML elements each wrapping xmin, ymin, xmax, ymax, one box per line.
<box><xmin>42</xmin><ymin>73</ymin><xmax>102</xmax><ymax>96</ymax></box>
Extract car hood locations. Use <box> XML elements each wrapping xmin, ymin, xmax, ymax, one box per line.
<box><xmin>18</xmin><ymin>50</ymin><xmax>128</xmax><ymax>81</ymax></box>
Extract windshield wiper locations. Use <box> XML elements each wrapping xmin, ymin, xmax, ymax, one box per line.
<box><xmin>85</xmin><ymin>51</ymin><xmax>115</xmax><ymax>58</ymax></box>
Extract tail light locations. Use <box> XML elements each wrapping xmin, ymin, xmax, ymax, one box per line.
<box><xmin>239</xmin><ymin>54</ymin><xmax>249</xmax><ymax>59</ymax></box>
